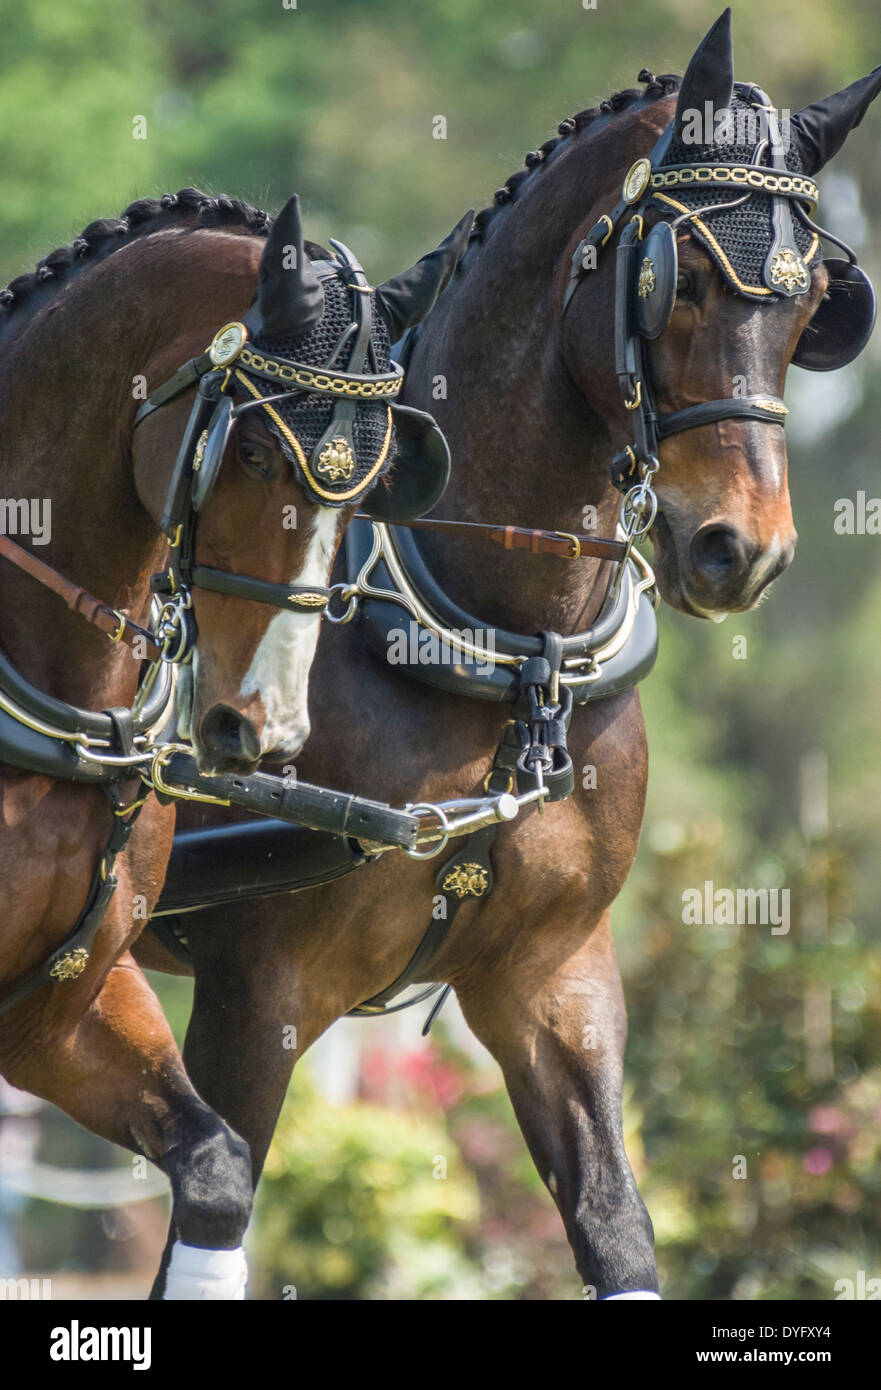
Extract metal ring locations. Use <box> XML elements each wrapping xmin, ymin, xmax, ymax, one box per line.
<box><xmin>483</xmin><ymin>770</ymin><xmax>515</xmax><ymax>795</ymax></box>
<box><xmin>622</xmin><ymin>484</ymin><xmax>659</xmax><ymax>538</ymax></box>
<box><xmin>325</xmin><ymin>583</ymin><xmax>360</xmax><ymax>625</ymax></box>
<box><xmin>406</xmin><ymin>803</ymin><xmax>451</xmax><ymax>860</ymax></box>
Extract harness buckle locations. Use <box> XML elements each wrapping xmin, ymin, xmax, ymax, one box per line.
<box><xmin>624</xmin><ymin>379</ymin><xmax>643</xmax><ymax>411</ymax></box>
<box><xmin>597</xmin><ymin>214</ymin><xmax>615</xmax><ymax>248</ymax></box>
<box><xmin>553</xmin><ymin>531</ymin><xmax>582</xmax><ymax>560</ymax></box>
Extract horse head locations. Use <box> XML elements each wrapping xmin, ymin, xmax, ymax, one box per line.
<box><xmin>561</xmin><ymin>8</ymin><xmax>880</xmax><ymax>617</ymax></box>
<box><xmin>134</xmin><ymin>195</ymin><xmax>470</xmax><ymax>773</ymax></box>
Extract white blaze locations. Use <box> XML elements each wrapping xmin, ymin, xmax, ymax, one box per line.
<box><xmin>239</xmin><ymin>508</ymin><xmax>340</xmax><ymax>756</ymax></box>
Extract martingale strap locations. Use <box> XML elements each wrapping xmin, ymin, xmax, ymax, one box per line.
<box><xmin>349</xmin><ymin>824</ymin><xmax>498</xmax><ymax>1020</ymax></box>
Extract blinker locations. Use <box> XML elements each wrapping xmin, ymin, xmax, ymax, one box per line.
<box><xmin>791</xmin><ymin>257</ymin><xmax>877</xmax><ymax>372</ymax></box>
<box><xmin>633</xmin><ymin>222</ymin><xmax>678</xmax><ymax>340</ymax></box>
<box><xmin>192</xmin><ymin>395</ymin><xmax>235</xmax><ymax>512</ymax></box>
<box><xmin>362</xmin><ymin>404</ymin><xmax>452</xmax><ymax>523</ymax></box>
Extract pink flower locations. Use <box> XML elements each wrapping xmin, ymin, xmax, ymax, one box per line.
<box><xmin>809</xmin><ymin>1105</ymin><xmax>845</xmax><ymax>1135</ymax></box>
<box><xmin>803</xmin><ymin>1147</ymin><xmax>833</xmax><ymax>1175</ymax></box>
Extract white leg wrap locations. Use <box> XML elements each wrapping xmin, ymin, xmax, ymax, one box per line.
<box><xmin>602</xmin><ymin>1291</ymin><xmax>661</xmax><ymax>1300</ymax></box>
<box><xmin>163</xmin><ymin>1242</ymin><xmax>248</xmax><ymax>1300</ymax></box>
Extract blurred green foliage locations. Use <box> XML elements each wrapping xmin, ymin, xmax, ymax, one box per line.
<box><xmin>4</xmin><ymin>0</ymin><xmax>881</xmax><ymax>1298</ymax></box>
<box><xmin>254</xmin><ymin>1073</ymin><xmax>484</xmax><ymax>1299</ymax></box>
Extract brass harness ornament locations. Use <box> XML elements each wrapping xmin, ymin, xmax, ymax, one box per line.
<box><xmin>48</xmin><ymin>948</ymin><xmax>90</xmax><ymax>982</ymax></box>
<box><xmin>768</xmin><ymin>247</ymin><xmax>810</xmax><ymax>292</ymax></box>
<box><xmin>638</xmin><ymin>257</ymin><xmax>657</xmax><ymax>298</ymax></box>
<box><xmin>442</xmin><ymin>863</ymin><xmax>490</xmax><ymax>899</ymax></box>
<box><xmin>316</xmin><ymin>436</ymin><xmax>356</xmax><ymax>482</ymax></box>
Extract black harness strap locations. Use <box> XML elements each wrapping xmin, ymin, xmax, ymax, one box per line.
<box><xmin>188</xmin><ymin>566</ymin><xmax>330</xmax><ymax>612</ymax></box>
<box><xmin>348</xmin><ymin>824</ymin><xmax>498</xmax><ymax>1019</ymax></box>
<box><xmin>348</xmin><ymin>634</ymin><xmax>576</xmax><ymax>1024</ymax></box>
<box><xmin>148</xmin><ymin>913</ymin><xmax>196</xmax><ymax>969</ymax></box>
<box><xmin>133</xmin><ymin>352</ymin><xmax>215</xmax><ymax>428</ymax></box>
<box><xmin>0</xmin><ymin>785</ymin><xmax>147</xmax><ymax>1019</ymax></box>
<box><xmin>655</xmin><ymin>395</ymin><xmax>789</xmax><ymax>437</ymax></box>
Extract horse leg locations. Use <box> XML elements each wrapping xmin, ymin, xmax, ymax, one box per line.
<box><xmin>148</xmin><ymin>905</ymin><xmax>323</xmax><ymax>1296</ymax></box>
<box><xmin>0</xmin><ymin>955</ymin><xmax>253</xmax><ymax>1300</ymax></box>
<box><xmin>456</xmin><ymin>908</ymin><xmax>659</xmax><ymax>1300</ymax></box>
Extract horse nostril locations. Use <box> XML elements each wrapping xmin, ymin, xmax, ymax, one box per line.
<box><xmin>688</xmin><ymin>524</ymin><xmax>750</xmax><ymax>588</ymax></box>
<box><xmin>199</xmin><ymin>704</ymin><xmax>261</xmax><ymax>769</ymax></box>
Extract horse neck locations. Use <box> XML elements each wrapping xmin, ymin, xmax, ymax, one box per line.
<box><xmin>406</xmin><ymin>100</ymin><xmax>668</xmax><ymax>636</ymax></box>
<box><xmin>0</xmin><ymin>230</ymin><xmax>254</xmax><ymax>709</ymax></box>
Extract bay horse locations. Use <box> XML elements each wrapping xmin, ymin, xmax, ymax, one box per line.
<box><xmin>0</xmin><ymin>188</ymin><xmax>467</xmax><ymax>1298</ymax></box>
<box><xmin>140</xmin><ymin>13</ymin><xmax>881</xmax><ymax>1298</ymax></box>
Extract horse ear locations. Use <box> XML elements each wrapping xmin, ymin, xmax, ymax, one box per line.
<box><xmin>256</xmin><ymin>194</ymin><xmax>324</xmax><ymax>337</ymax></box>
<box><xmin>374</xmin><ymin>210</ymin><xmax>474</xmax><ymax>342</ymax></box>
<box><xmin>674</xmin><ymin>9</ymin><xmax>734</xmax><ymax>145</ymax></box>
<box><xmin>790</xmin><ymin>66</ymin><xmax>881</xmax><ymax>175</ymax></box>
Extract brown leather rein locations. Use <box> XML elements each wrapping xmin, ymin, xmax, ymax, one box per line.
<box><xmin>0</xmin><ymin>517</ymin><xmax>624</xmax><ymax>671</ymax></box>
<box><xmin>0</xmin><ymin>533</ymin><xmax>161</xmax><ymax>661</ymax></box>
<box><xmin>356</xmin><ymin>515</ymin><xmax>627</xmax><ymax>563</ymax></box>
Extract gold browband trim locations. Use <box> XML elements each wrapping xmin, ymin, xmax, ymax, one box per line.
<box><xmin>653</xmin><ymin>193</ymin><xmax>819</xmax><ymax>298</ymax></box>
<box><xmin>651</xmin><ymin>165</ymin><xmax>819</xmax><ymax>214</ymax></box>
<box><xmin>238</xmin><ymin>347</ymin><xmax>403</xmax><ymax>399</ymax></box>
<box><xmin>233</xmin><ymin>370</ymin><xmax>394</xmax><ymax>505</ymax></box>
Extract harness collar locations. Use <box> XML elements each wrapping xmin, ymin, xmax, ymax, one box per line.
<box><xmin>342</xmin><ymin>518</ymin><xmax>659</xmax><ymax>707</ymax></box>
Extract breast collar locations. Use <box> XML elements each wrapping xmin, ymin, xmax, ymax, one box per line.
<box><xmin>342</xmin><ymin>517</ymin><xmax>658</xmax><ymax>706</ymax></box>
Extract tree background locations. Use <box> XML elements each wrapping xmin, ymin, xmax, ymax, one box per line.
<box><xmin>1</xmin><ymin>0</ymin><xmax>880</xmax><ymax>1299</ymax></box>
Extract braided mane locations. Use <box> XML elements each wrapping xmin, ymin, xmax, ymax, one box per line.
<box><xmin>0</xmin><ymin>187</ymin><xmax>273</xmax><ymax>336</ymax></box>
<box><xmin>470</xmin><ymin>71</ymin><xmax>682</xmax><ymax>243</ymax></box>
<box><xmin>2</xmin><ymin>74</ymin><xmax>683</xmax><ymax>324</ymax></box>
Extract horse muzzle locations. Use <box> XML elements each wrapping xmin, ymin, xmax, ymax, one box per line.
<box><xmin>196</xmin><ymin>703</ymin><xmax>263</xmax><ymax>775</ymax></box>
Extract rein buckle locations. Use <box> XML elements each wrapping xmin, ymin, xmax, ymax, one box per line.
<box><xmin>554</xmin><ymin>531</ymin><xmax>582</xmax><ymax>560</ymax></box>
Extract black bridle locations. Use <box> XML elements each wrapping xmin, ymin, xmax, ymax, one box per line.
<box><xmin>561</xmin><ymin>82</ymin><xmax>874</xmax><ymax>504</ymax></box>
<box><xmin>133</xmin><ymin>246</ymin><xmax>404</xmax><ymax>665</ymax></box>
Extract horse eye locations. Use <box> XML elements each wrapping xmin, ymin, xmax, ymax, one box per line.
<box><xmin>676</xmin><ymin>272</ymin><xmax>693</xmax><ymax>299</ymax></box>
<box><xmin>239</xmin><ymin>441</ymin><xmax>272</xmax><ymax>477</ymax></box>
